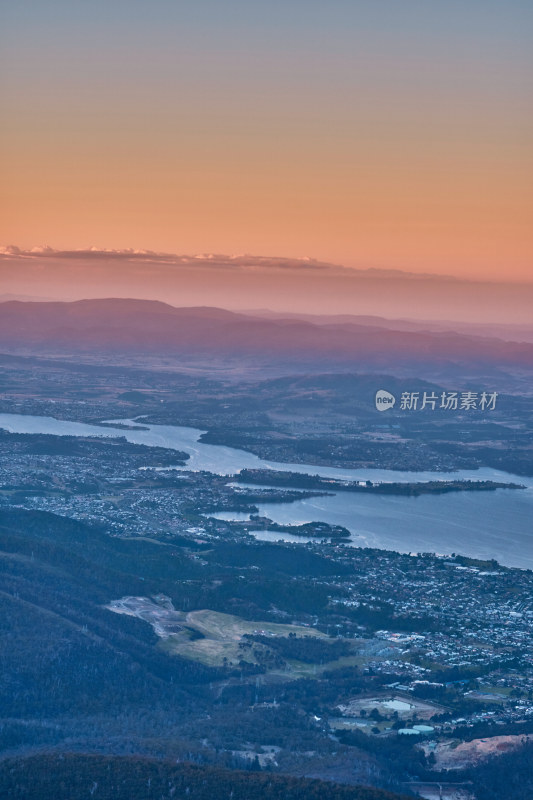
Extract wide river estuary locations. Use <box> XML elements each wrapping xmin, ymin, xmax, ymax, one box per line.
<box><xmin>0</xmin><ymin>413</ymin><xmax>532</xmax><ymax>570</ymax></box>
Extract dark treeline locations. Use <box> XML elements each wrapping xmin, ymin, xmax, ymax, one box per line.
<box><xmin>467</xmin><ymin>740</ymin><xmax>533</xmax><ymax>800</ymax></box>
<box><xmin>0</xmin><ymin>754</ymin><xmax>413</xmax><ymax>800</ymax></box>
<box><xmin>244</xmin><ymin>633</ymin><xmax>353</xmax><ymax>664</ymax></box>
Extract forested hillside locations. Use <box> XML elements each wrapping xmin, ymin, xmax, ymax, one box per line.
<box><xmin>0</xmin><ymin>755</ymin><xmax>412</xmax><ymax>800</ymax></box>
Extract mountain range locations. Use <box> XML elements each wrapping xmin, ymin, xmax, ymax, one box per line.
<box><xmin>1</xmin><ymin>299</ymin><xmax>532</xmax><ymax>379</ymax></box>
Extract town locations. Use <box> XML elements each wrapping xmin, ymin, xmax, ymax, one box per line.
<box><xmin>0</xmin><ymin>360</ymin><xmax>532</xmax><ymax>800</ymax></box>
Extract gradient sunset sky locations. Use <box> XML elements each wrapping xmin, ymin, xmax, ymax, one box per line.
<box><xmin>1</xmin><ymin>1</ymin><xmax>532</xmax><ymax>282</ymax></box>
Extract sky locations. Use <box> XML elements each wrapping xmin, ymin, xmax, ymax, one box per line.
<box><xmin>1</xmin><ymin>0</ymin><xmax>532</xmax><ymax>282</ymax></box>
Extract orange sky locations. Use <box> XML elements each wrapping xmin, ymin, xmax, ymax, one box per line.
<box><xmin>1</xmin><ymin>1</ymin><xmax>532</xmax><ymax>282</ymax></box>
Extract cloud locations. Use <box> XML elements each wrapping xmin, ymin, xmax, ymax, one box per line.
<box><xmin>29</xmin><ymin>245</ymin><xmax>56</xmax><ymax>255</ymax></box>
<box><xmin>0</xmin><ymin>245</ymin><xmax>516</xmax><ymax>285</ymax></box>
<box><xmin>0</xmin><ymin>245</ymin><xmax>21</xmax><ymax>255</ymax></box>
<box><xmin>0</xmin><ymin>245</ymin><xmax>348</xmax><ymax>272</ymax></box>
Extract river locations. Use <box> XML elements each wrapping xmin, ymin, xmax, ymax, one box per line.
<box><xmin>0</xmin><ymin>413</ymin><xmax>532</xmax><ymax>568</ymax></box>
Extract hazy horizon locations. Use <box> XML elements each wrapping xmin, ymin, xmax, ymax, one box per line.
<box><xmin>2</xmin><ymin>248</ymin><xmax>533</xmax><ymax>324</ymax></box>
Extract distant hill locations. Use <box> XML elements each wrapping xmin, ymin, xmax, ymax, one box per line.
<box><xmin>1</xmin><ymin>299</ymin><xmax>532</xmax><ymax>376</ymax></box>
<box><xmin>245</xmin><ymin>310</ymin><xmax>533</xmax><ymax>345</ymax></box>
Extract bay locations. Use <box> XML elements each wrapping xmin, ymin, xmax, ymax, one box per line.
<box><xmin>0</xmin><ymin>413</ymin><xmax>531</xmax><ymax>568</ymax></box>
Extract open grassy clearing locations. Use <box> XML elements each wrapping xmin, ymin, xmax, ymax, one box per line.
<box><xmin>186</xmin><ymin>609</ymin><xmax>327</xmax><ymax>641</ymax></box>
<box><xmin>108</xmin><ymin>597</ymin><xmax>361</xmax><ymax>672</ymax></box>
<box><xmin>160</xmin><ymin>608</ymin><xmax>330</xmax><ymax>668</ymax></box>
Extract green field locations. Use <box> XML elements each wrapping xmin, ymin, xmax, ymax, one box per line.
<box><xmin>160</xmin><ymin>609</ymin><xmax>330</xmax><ymax>669</ymax></box>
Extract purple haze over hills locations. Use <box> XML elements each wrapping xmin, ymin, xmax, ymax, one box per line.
<box><xmin>1</xmin><ymin>299</ymin><xmax>532</xmax><ymax>386</ymax></box>
<box><xmin>1</xmin><ymin>249</ymin><xmax>532</xmax><ymax>324</ymax></box>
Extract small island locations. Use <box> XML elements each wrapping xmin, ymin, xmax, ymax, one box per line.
<box><xmin>248</xmin><ymin>515</ymin><xmax>351</xmax><ymax>539</ymax></box>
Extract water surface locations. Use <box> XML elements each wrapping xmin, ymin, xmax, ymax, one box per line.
<box><xmin>1</xmin><ymin>413</ymin><xmax>531</xmax><ymax>568</ymax></box>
